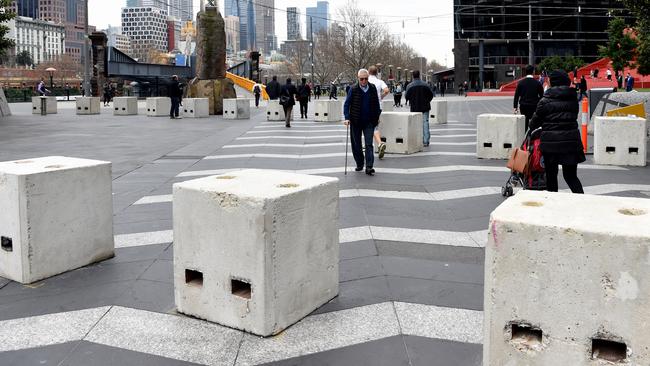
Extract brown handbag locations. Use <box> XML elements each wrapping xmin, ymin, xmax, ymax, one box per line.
<box><xmin>506</xmin><ymin>147</ymin><xmax>530</xmax><ymax>174</ymax></box>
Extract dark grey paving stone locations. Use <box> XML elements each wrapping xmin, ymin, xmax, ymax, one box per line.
<box><xmin>0</xmin><ymin>341</ymin><xmax>79</xmax><ymax>366</ymax></box>
<box><xmin>405</xmin><ymin>335</ymin><xmax>482</xmax><ymax>366</ymax></box>
<box><xmin>387</xmin><ymin>276</ymin><xmax>484</xmax><ymax>311</ymax></box>
<box><xmin>112</xmin><ymin>209</ymin><xmax>172</xmax><ymax>225</ymax></box>
<box><xmin>312</xmin><ymin>276</ymin><xmax>391</xmax><ymax>315</ymax></box>
<box><xmin>381</xmin><ymin>256</ymin><xmax>483</xmax><ymax>285</ymax></box>
<box><xmin>139</xmin><ymin>259</ymin><xmax>173</xmax><ymax>283</ymax></box>
<box><xmin>61</xmin><ymin>341</ymin><xmax>202</xmax><ymax>366</ymax></box>
<box><xmin>262</xmin><ymin>335</ymin><xmax>410</xmax><ymax>366</ymax></box>
<box><xmin>113</xmin><ymin>280</ymin><xmax>175</xmax><ymax>314</ymax></box>
<box><xmin>340</xmin><ymin>240</ymin><xmax>377</xmax><ymax>260</ymax></box>
<box><xmin>113</xmin><ymin>219</ymin><xmax>173</xmax><ymax>235</ymax></box>
<box><xmin>158</xmin><ymin>243</ymin><xmax>174</xmax><ymax>260</ymax></box>
<box><xmin>375</xmin><ymin>241</ymin><xmax>484</xmax><ymax>265</ymax></box>
<box><xmin>104</xmin><ymin>244</ymin><xmax>169</xmax><ymax>265</ymax></box>
<box><xmin>339</xmin><ymin>256</ymin><xmax>383</xmax><ymax>282</ymax></box>
<box><xmin>0</xmin><ymin>277</ymin><xmax>9</xmax><ymax>289</ymax></box>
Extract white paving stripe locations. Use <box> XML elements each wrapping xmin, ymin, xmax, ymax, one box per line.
<box><xmin>237</xmin><ymin>135</ymin><xmax>346</xmax><ymax>140</ymax></box>
<box><xmin>223</xmin><ymin>141</ymin><xmax>476</xmax><ymax>148</ymax></box>
<box><xmin>250</xmin><ymin>126</ymin><xmax>476</xmax><ymax>132</ymax></box>
<box><xmin>114</xmin><ymin>230</ymin><xmax>173</xmax><ymax>248</ymax></box>
<box><xmin>203</xmin><ymin>151</ymin><xmax>475</xmax><ymax>160</ymax></box>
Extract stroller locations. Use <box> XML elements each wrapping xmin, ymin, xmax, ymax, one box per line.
<box><xmin>501</xmin><ymin>127</ymin><xmax>546</xmax><ymax>197</ymax></box>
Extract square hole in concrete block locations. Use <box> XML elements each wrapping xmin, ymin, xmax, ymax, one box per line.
<box><xmin>484</xmin><ymin>142</ymin><xmax>493</xmax><ymax>148</ymax></box>
<box><xmin>1</xmin><ymin>236</ymin><xmax>12</xmax><ymax>252</ymax></box>
<box><xmin>606</xmin><ymin>146</ymin><xmax>616</xmax><ymax>153</ymax></box>
<box><xmin>503</xmin><ymin>143</ymin><xmax>512</xmax><ymax>149</ymax></box>
<box><xmin>629</xmin><ymin>147</ymin><xmax>639</xmax><ymax>154</ymax></box>
<box><xmin>396</xmin><ymin>138</ymin><xmax>404</xmax><ymax>144</ymax></box>
<box><xmin>592</xmin><ymin>338</ymin><xmax>627</xmax><ymax>362</ymax></box>
<box><xmin>231</xmin><ymin>278</ymin><xmax>251</xmax><ymax>299</ymax></box>
<box><xmin>324</xmin><ymin>113</ymin><xmax>329</xmax><ymax>116</ymax></box>
<box><xmin>185</xmin><ymin>269</ymin><xmax>203</xmax><ymax>287</ymax></box>
<box><xmin>315</xmin><ymin>113</ymin><xmax>319</xmax><ymax>116</ymax></box>
<box><xmin>380</xmin><ymin>137</ymin><xmax>387</xmax><ymax>142</ymax></box>
<box><xmin>511</xmin><ymin>324</ymin><xmax>542</xmax><ymax>346</ymax></box>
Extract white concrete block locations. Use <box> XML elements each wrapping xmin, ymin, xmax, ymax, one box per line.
<box><xmin>113</xmin><ymin>97</ymin><xmax>138</xmax><ymax>115</ymax></box>
<box><xmin>476</xmin><ymin>114</ymin><xmax>525</xmax><ymax>159</ymax></box>
<box><xmin>182</xmin><ymin>98</ymin><xmax>209</xmax><ymax>118</ymax></box>
<box><xmin>0</xmin><ymin>87</ymin><xmax>11</xmax><ymax>117</ymax></box>
<box><xmin>32</xmin><ymin>96</ymin><xmax>57</xmax><ymax>114</ymax></box>
<box><xmin>173</xmin><ymin>169</ymin><xmax>339</xmax><ymax>336</ymax></box>
<box><xmin>594</xmin><ymin>116</ymin><xmax>647</xmax><ymax>167</ymax></box>
<box><xmin>223</xmin><ymin>98</ymin><xmax>251</xmax><ymax>119</ymax></box>
<box><xmin>0</xmin><ymin>156</ymin><xmax>114</xmax><ymax>284</ymax></box>
<box><xmin>314</xmin><ymin>100</ymin><xmax>342</xmax><ymax>122</ymax></box>
<box><xmin>429</xmin><ymin>100</ymin><xmax>448</xmax><ymax>124</ymax></box>
<box><xmin>75</xmin><ymin>97</ymin><xmax>100</xmax><ymax>115</ymax></box>
<box><xmin>146</xmin><ymin>97</ymin><xmax>171</xmax><ymax>117</ymax></box>
<box><xmin>378</xmin><ymin>112</ymin><xmax>423</xmax><ymax>154</ymax></box>
<box><xmin>485</xmin><ymin>190</ymin><xmax>650</xmax><ymax>365</ymax></box>
<box><xmin>266</xmin><ymin>100</ymin><xmax>285</xmax><ymax>121</ymax></box>
<box><xmin>381</xmin><ymin>100</ymin><xmax>393</xmax><ymax>112</ymax></box>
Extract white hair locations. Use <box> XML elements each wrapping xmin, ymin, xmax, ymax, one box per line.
<box><xmin>357</xmin><ymin>68</ymin><xmax>369</xmax><ymax>76</ymax></box>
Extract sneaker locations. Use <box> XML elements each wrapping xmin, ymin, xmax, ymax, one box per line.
<box><xmin>285</xmin><ymin>124</ymin><xmax>291</xmax><ymax>128</ymax></box>
<box><xmin>365</xmin><ymin>168</ymin><xmax>375</xmax><ymax>176</ymax></box>
<box><xmin>378</xmin><ymin>143</ymin><xmax>386</xmax><ymax>159</ymax></box>
<box><xmin>355</xmin><ymin>166</ymin><xmax>363</xmax><ymax>172</ymax></box>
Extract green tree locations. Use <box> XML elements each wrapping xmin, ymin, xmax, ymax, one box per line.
<box><xmin>0</xmin><ymin>0</ymin><xmax>16</xmax><ymax>57</ymax></box>
<box><xmin>599</xmin><ymin>18</ymin><xmax>638</xmax><ymax>74</ymax></box>
<box><xmin>15</xmin><ymin>50</ymin><xmax>32</xmax><ymax>66</ymax></box>
<box><xmin>621</xmin><ymin>0</ymin><xmax>650</xmax><ymax>75</ymax></box>
<box><xmin>538</xmin><ymin>56</ymin><xmax>585</xmax><ymax>73</ymax></box>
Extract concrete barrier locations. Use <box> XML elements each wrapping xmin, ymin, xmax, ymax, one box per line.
<box><xmin>590</xmin><ymin>92</ymin><xmax>650</xmax><ymax>136</ymax></box>
<box><xmin>485</xmin><ymin>190</ymin><xmax>650</xmax><ymax>365</ymax></box>
<box><xmin>429</xmin><ymin>100</ymin><xmax>448</xmax><ymax>125</ymax></box>
<box><xmin>173</xmin><ymin>169</ymin><xmax>339</xmax><ymax>336</ymax></box>
<box><xmin>223</xmin><ymin>98</ymin><xmax>251</xmax><ymax>119</ymax></box>
<box><xmin>594</xmin><ymin>116</ymin><xmax>647</xmax><ymax>167</ymax></box>
<box><xmin>76</xmin><ymin>97</ymin><xmax>100</xmax><ymax>115</ymax></box>
<box><xmin>182</xmin><ymin>98</ymin><xmax>209</xmax><ymax>118</ymax></box>
<box><xmin>146</xmin><ymin>97</ymin><xmax>171</xmax><ymax>117</ymax></box>
<box><xmin>314</xmin><ymin>100</ymin><xmax>342</xmax><ymax>122</ymax></box>
<box><xmin>381</xmin><ymin>100</ymin><xmax>393</xmax><ymax>112</ymax></box>
<box><xmin>266</xmin><ymin>99</ymin><xmax>285</xmax><ymax>121</ymax></box>
<box><xmin>477</xmin><ymin>114</ymin><xmax>525</xmax><ymax>159</ymax></box>
<box><xmin>113</xmin><ymin>97</ymin><xmax>138</xmax><ymax>115</ymax></box>
<box><xmin>32</xmin><ymin>96</ymin><xmax>57</xmax><ymax>114</ymax></box>
<box><xmin>0</xmin><ymin>156</ymin><xmax>114</xmax><ymax>284</ymax></box>
<box><xmin>378</xmin><ymin>112</ymin><xmax>423</xmax><ymax>154</ymax></box>
<box><xmin>0</xmin><ymin>87</ymin><xmax>11</xmax><ymax>117</ymax></box>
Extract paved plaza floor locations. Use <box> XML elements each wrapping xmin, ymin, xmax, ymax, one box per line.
<box><xmin>1</xmin><ymin>96</ymin><xmax>649</xmax><ymax>365</ymax></box>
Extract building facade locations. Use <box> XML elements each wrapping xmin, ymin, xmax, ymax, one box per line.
<box><xmin>224</xmin><ymin>15</ymin><xmax>240</xmax><ymax>54</ymax></box>
<box><xmin>306</xmin><ymin>1</ymin><xmax>329</xmax><ymax>37</ymax></box>
<box><xmin>225</xmin><ymin>0</ymin><xmax>256</xmax><ymax>51</ymax></box>
<box><xmin>9</xmin><ymin>0</ymin><xmax>39</xmax><ymax>18</ymax></box>
<box><xmin>126</xmin><ymin>0</ymin><xmax>168</xmax><ymax>9</ymax></box>
<box><xmin>168</xmin><ymin>0</ymin><xmax>193</xmax><ymax>22</ymax></box>
<box><xmin>7</xmin><ymin>16</ymin><xmax>65</xmax><ymax>65</ymax></box>
<box><xmin>287</xmin><ymin>7</ymin><xmax>301</xmax><ymax>41</ymax></box>
<box><xmin>121</xmin><ymin>6</ymin><xmax>169</xmax><ymax>62</ymax></box>
<box><xmin>254</xmin><ymin>0</ymin><xmax>276</xmax><ymax>55</ymax></box>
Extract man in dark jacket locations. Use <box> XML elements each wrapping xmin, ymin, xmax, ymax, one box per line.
<box><xmin>514</xmin><ymin>65</ymin><xmax>544</xmax><ymax>131</ymax></box>
<box><xmin>266</xmin><ymin>76</ymin><xmax>281</xmax><ymax>100</ymax></box>
<box><xmin>344</xmin><ymin>69</ymin><xmax>381</xmax><ymax>176</ymax></box>
<box><xmin>529</xmin><ymin>70</ymin><xmax>585</xmax><ymax>193</ymax></box>
<box><xmin>578</xmin><ymin>75</ymin><xmax>588</xmax><ymax>101</ymax></box>
<box><xmin>405</xmin><ymin>70</ymin><xmax>434</xmax><ymax>146</ymax></box>
<box><xmin>168</xmin><ymin>75</ymin><xmax>183</xmax><ymax>119</ymax></box>
<box><xmin>280</xmin><ymin>78</ymin><xmax>298</xmax><ymax>128</ymax></box>
<box><xmin>297</xmin><ymin>78</ymin><xmax>311</xmax><ymax>118</ymax></box>
<box><xmin>329</xmin><ymin>82</ymin><xmax>338</xmax><ymax>100</ymax></box>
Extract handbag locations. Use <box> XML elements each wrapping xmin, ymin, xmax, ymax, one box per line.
<box><xmin>279</xmin><ymin>95</ymin><xmax>290</xmax><ymax>105</ymax></box>
<box><xmin>506</xmin><ymin>147</ymin><xmax>530</xmax><ymax>174</ymax></box>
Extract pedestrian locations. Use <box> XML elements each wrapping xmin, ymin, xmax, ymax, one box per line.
<box><xmin>431</xmin><ymin>83</ymin><xmax>437</xmax><ymax>97</ymax></box>
<box><xmin>65</xmin><ymin>83</ymin><xmax>70</xmax><ymax>101</ymax></box>
<box><xmin>315</xmin><ymin>84</ymin><xmax>321</xmax><ymax>99</ymax></box>
<box><xmin>606</xmin><ymin>68</ymin><xmax>612</xmax><ymax>81</ymax></box>
<box><xmin>393</xmin><ymin>83</ymin><xmax>403</xmax><ymax>107</ymax></box>
<box><xmin>280</xmin><ymin>78</ymin><xmax>298</xmax><ymax>127</ymax></box>
<box><xmin>404</xmin><ymin>80</ymin><xmax>410</xmax><ymax>105</ymax></box>
<box><xmin>463</xmin><ymin>81</ymin><xmax>469</xmax><ymax>97</ymax></box>
<box><xmin>343</xmin><ymin>68</ymin><xmax>381</xmax><ymax>176</ymax></box>
<box><xmin>37</xmin><ymin>78</ymin><xmax>50</xmax><ymax>96</ymax></box>
<box><xmin>578</xmin><ymin>75</ymin><xmax>588</xmax><ymax>101</ymax></box>
<box><xmin>529</xmin><ymin>70</ymin><xmax>585</xmax><ymax>194</ymax></box>
<box><xmin>297</xmin><ymin>78</ymin><xmax>311</xmax><ymax>118</ymax></box>
<box><xmin>329</xmin><ymin>82</ymin><xmax>338</xmax><ymax>100</ymax></box>
<box><xmin>405</xmin><ymin>70</ymin><xmax>434</xmax><ymax>147</ymax></box>
<box><xmin>168</xmin><ymin>75</ymin><xmax>183</xmax><ymax>119</ymax></box>
<box><xmin>617</xmin><ymin>73</ymin><xmax>624</xmax><ymax>89</ymax></box>
<box><xmin>440</xmin><ymin>82</ymin><xmax>446</xmax><ymax>97</ymax></box>
<box><xmin>252</xmin><ymin>83</ymin><xmax>261</xmax><ymax>108</ymax></box>
<box><xmin>103</xmin><ymin>83</ymin><xmax>111</xmax><ymax>106</ymax></box>
<box><xmin>625</xmin><ymin>73</ymin><xmax>635</xmax><ymax>92</ymax></box>
<box><xmin>368</xmin><ymin>65</ymin><xmax>389</xmax><ymax>159</ymax></box>
<box><xmin>513</xmin><ymin>65</ymin><xmax>544</xmax><ymax>131</ymax></box>
<box><xmin>266</xmin><ymin>75</ymin><xmax>281</xmax><ymax>100</ymax></box>
<box><xmin>593</xmin><ymin>68</ymin><xmax>599</xmax><ymax>79</ymax></box>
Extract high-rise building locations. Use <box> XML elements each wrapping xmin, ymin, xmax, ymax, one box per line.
<box><xmin>7</xmin><ymin>16</ymin><xmax>65</xmax><ymax>65</ymax></box>
<box><xmin>169</xmin><ymin>0</ymin><xmax>193</xmax><ymax>22</ymax></box>
<box><xmin>254</xmin><ymin>0</ymin><xmax>275</xmax><ymax>54</ymax></box>
<box><xmin>38</xmin><ymin>0</ymin><xmax>65</xmax><ymax>23</ymax></box>
<box><xmin>224</xmin><ymin>0</ymin><xmax>256</xmax><ymax>51</ymax></box>
<box><xmin>126</xmin><ymin>0</ymin><xmax>168</xmax><ymax>10</ymax></box>
<box><xmin>224</xmin><ymin>15</ymin><xmax>240</xmax><ymax>54</ymax></box>
<box><xmin>121</xmin><ymin>6</ymin><xmax>169</xmax><ymax>61</ymax></box>
<box><xmin>287</xmin><ymin>7</ymin><xmax>301</xmax><ymax>40</ymax></box>
<box><xmin>306</xmin><ymin>1</ymin><xmax>329</xmax><ymax>38</ymax></box>
<box><xmin>8</xmin><ymin>0</ymin><xmax>39</xmax><ymax>19</ymax></box>
<box><xmin>104</xmin><ymin>26</ymin><xmax>133</xmax><ymax>56</ymax></box>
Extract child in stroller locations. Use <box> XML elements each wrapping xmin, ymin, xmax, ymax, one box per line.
<box><xmin>502</xmin><ymin>127</ymin><xmax>546</xmax><ymax>197</ymax></box>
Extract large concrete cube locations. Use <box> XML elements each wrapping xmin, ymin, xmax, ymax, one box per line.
<box><xmin>75</xmin><ymin>97</ymin><xmax>100</xmax><ymax>115</ymax></box>
<box><xmin>223</xmin><ymin>98</ymin><xmax>251</xmax><ymax>119</ymax></box>
<box><xmin>314</xmin><ymin>100</ymin><xmax>342</xmax><ymax>122</ymax></box>
<box><xmin>594</xmin><ymin>116</ymin><xmax>647</xmax><ymax>167</ymax></box>
<box><xmin>146</xmin><ymin>97</ymin><xmax>171</xmax><ymax>117</ymax></box>
<box><xmin>429</xmin><ymin>100</ymin><xmax>448</xmax><ymax>124</ymax></box>
<box><xmin>381</xmin><ymin>100</ymin><xmax>393</xmax><ymax>112</ymax></box>
<box><xmin>0</xmin><ymin>156</ymin><xmax>114</xmax><ymax>284</ymax></box>
<box><xmin>182</xmin><ymin>98</ymin><xmax>209</xmax><ymax>118</ymax></box>
<box><xmin>32</xmin><ymin>96</ymin><xmax>57</xmax><ymax>114</ymax></box>
<box><xmin>113</xmin><ymin>97</ymin><xmax>138</xmax><ymax>115</ymax></box>
<box><xmin>173</xmin><ymin>169</ymin><xmax>339</xmax><ymax>336</ymax></box>
<box><xmin>266</xmin><ymin>99</ymin><xmax>285</xmax><ymax>121</ymax></box>
<box><xmin>485</xmin><ymin>190</ymin><xmax>650</xmax><ymax>365</ymax></box>
<box><xmin>477</xmin><ymin>114</ymin><xmax>525</xmax><ymax>159</ymax></box>
<box><xmin>378</xmin><ymin>112</ymin><xmax>423</xmax><ymax>154</ymax></box>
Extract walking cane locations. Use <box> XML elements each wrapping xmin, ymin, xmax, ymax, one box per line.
<box><xmin>344</xmin><ymin>122</ymin><xmax>350</xmax><ymax>175</ymax></box>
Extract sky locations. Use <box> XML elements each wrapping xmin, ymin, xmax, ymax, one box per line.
<box><xmin>88</xmin><ymin>0</ymin><xmax>454</xmax><ymax>67</ymax></box>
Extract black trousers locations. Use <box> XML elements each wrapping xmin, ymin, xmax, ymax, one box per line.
<box><xmin>544</xmin><ymin>155</ymin><xmax>584</xmax><ymax>193</ymax></box>
<box><xmin>254</xmin><ymin>94</ymin><xmax>260</xmax><ymax>107</ymax></box>
<box><xmin>299</xmin><ymin>100</ymin><xmax>308</xmax><ymax>117</ymax></box>
<box><xmin>519</xmin><ymin>104</ymin><xmax>536</xmax><ymax>132</ymax></box>
<box><xmin>350</xmin><ymin>123</ymin><xmax>375</xmax><ymax>169</ymax></box>
<box><xmin>283</xmin><ymin>105</ymin><xmax>293</xmax><ymax>126</ymax></box>
<box><xmin>170</xmin><ymin>96</ymin><xmax>180</xmax><ymax>117</ymax></box>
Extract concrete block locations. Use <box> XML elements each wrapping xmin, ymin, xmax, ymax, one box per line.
<box><xmin>381</xmin><ymin>100</ymin><xmax>393</xmax><ymax>112</ymax></box>
<box><xmin>223</xmin><ymin>98</ymin><xmax>251</xmax><ymax>119</ymax></box>
<box><xmin>476</xmin><ymin>114</ymin><xmax>525</xmax><ymax>159</ymax></box>
<box><xmin>378</xmin><ymin>112</ymin><xmax>423</xmax><ymax>154</ymax></box>
<box><xmin>485</xmin><ymin>190</ymin><xmax>650</xmax><ymax>365</ymax></box>
<box><xmin>146</xmin><ymin>97</ymin><xmax>171</xmax><ymax>117</ymax></box>
<box><xmin>594</xmin><ymin>116</ymin><xmax>647</xmax><ymax>167</ymax></box>
<box><xmin>266</xmin><ymin>100</ymin><xmax>285</xmax><ymax>121</ymax></box>
<box><xmin>0</xmin><ymin>87</ymin><xmax>11</xmax><ymax>117</ymax></box>
<box><xmin>429</xmin><ymin>100</ymin><xmax>448</xmax><ymax>124</ymax></box>
<box><xmin>32</xmin><ymin>96</ymin><xmax>57</xmax><ymax>114</ymax></box>
<box><xmin>182</xmin><ymin>98</ymin><xmax>209</xmax><ymax>118</ymax></box>
<box><xmin>113</xmin><ymin>97</ymin><xmax>138</xmax><ymax>115</ymax></box>
<box><xmin>75</xmin><ymin>97</ymin><xmax>100</xmax><ymax>115</ymax></box>
<box><xmin>173</xmin><ymin>169</ymin><xmax>339</xmax><ymax>336</ymax></box>
<box><xmin>314</xmin><ymin>100</ymin><xmax>342</xmax><ymax>122</ymax></box>
<box><xmin>0</xmin><ymin>156</ymin><xmax>114</xmax><ymax>284</ymax></box>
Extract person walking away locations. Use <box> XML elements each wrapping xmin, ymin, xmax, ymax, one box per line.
<box><xmin>329</xmin><ymin>82</ymin><xmax>338</xmax><ymax>100</ymax></box>
<box><xmin>513</xmin><ymin>65</ymin><xmax>544</xmax><ymax>131</ymax></box>
<box><xmin>315</xmin><ymin>84</ymin><xmax>321</xmax><ymax>99</ymax></box>
<box><xmin>252</xmin><ymin>83</ymin><xmax>261</xmax><ymax>108</ymax></box>
<box><xmin>431</xmin><ymin>83</ymin><xmax>437</xmax><ymax>97</ymax></box>
<box><xmin>280</xmin><ymin>78</ymin><xmax>298</xmax><ymax>127</ymax></box>
<box><xmin>593</xmin><ymin>68</ymin><xmax>599</xmax><ymax>79</ymax></box>
<box><xmin>368</xmin><ymin>65</ymin><xmax>389</xmax><ymax>159</ymax></box>
<box><xmin>37</xmin><ymin>78</ymin><xmax>50</xmax><ymax>96</ymax></box>
<box><xmin>168</xmin><ymin>75</ymin><xmax>183</xmax><ymax>119</ymax></box>
<box><xmin>266</xmin><ymin>76</ymin><xmax>281</xmax><ymax>100</ymax></box>
<box><xmin>440</xmin><ymin>82</ymin><xmax>446</xmax><ymax>97</ymax></box>
<box><xmin>626</xmin><ymin>73</ymin><xmax>635</xmax><ymax>92</ymax></box>
<box><xmin>405</xmin><ymin>70</ymin><xmax>434</xmax><ymax>147</ymax></box>
<box><xmin>297</xmin><ymin>78</ymin><xmax>311</xmax><ymax>118</ymax></box>
<box><xmin>606</xmin><ymin>68</ymin><xmax>612</xmax><ymax>81</ymax></box>
<box><xmin>103</xmin><ymin>83</ymin><xmax>111</xmax><ymax>106</ymax></box>
<box><xmin>393</xmin><ymin>83</ymin><xmax>403</xmax><ymax>107</ymax></box>
<box><xmin>344</xmin><ymin>69</ymin><xmax>381</xmax><ymax>176</ymax></box>
<box><xmin>578</xmin><ymin>75</ymin><xmax>588</xmax><ymax>101</ymax></box>
<box><xmin>404</xmin><ymin>80</ymin><xmax>410</xmax><ymax>105</ymax></box>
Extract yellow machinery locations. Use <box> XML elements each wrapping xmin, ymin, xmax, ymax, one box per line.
<box><xmin>606</xmin><ymin>102</ymin><xmax>646</xmax><ymax>118</ymax></box>
<box><xmin>226</xmin><ymin>72</ymin><xmax>269</xmax><ymax>100</ymax></box>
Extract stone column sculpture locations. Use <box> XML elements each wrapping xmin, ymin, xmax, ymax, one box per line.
<box><xmin>188</xmin><ymin>3</ymin><xmax>236</xmax><ymax>115</ymax></box>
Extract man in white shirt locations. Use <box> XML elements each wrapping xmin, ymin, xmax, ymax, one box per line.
<box><xmin>368</xmin><ymin>65</ymin><xmax>390</xmax><ymax>159</ymax></box>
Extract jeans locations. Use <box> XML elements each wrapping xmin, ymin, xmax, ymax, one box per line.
<box><xmin>170</xmin><ymin>96</ymin><xmax>180</xmax><ymax>117</ymax></box>
<box><xmin>350</xmin><ymin>123</ymin><xmax>375</xmax><ymax>169</ymax></box>
<box><xmin>422</xmin><ymin>112</ymin><xmax>430</xmax><ymax>145</ymax></box>
<box><xmin>283</xmin><ymin>105</ymin><xmax>293</xmax><ymax>125</ymax></box>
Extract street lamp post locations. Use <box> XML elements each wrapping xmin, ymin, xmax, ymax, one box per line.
<box><xmin>83</xmin><ymin>0</ymin><xmax>91</xmax><ymax>96</ymax></box>
<box><xmin>48</xmin><ymin>70</ymin><xmax>54</xmax><ymax>88</ymax></box>
<box><xmin>397</xmin><ymin>67</ymin><xmax>402</xmax><ymax>82</ymax></box>
<box><xmin>309</xmin><ymin>16</ymin><xmax>314</xmax><ymax>87</ymax></box>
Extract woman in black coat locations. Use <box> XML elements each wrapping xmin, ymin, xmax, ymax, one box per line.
<box><xmin>529</xmin><ymin>70</ymin><xmax>585</xmax><ymax>193</ymax></box>
<box><xmin>280</xmin><ymin>78</ymin><xmax>298</xmax><ymax>128</ymax></box>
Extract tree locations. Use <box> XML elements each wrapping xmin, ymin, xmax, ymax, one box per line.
<box><xmin>0</xmin><ymin>0</ymin><xmax>16</xmax><ymax>57</ymax></box>
<box><xmin>621</xmin><ymin>0</ymin><xmax>650</xmax><ymax>75</ymax></box>
<box><xmin>16</xmin><ymin>50</ymin><xmax>32</xmax><ymax>66</ymax></box>
<box><xmin>312</xmin><ymin>30</ymin><xmax>341</xmax><ymax>85</ymax></box>
<box><xmin>599</xmin><ymin>18</ymin><xmax>638</xmax><ymax>74</ymax></box>
<box><xmin>538</xmin><ymin>56</ymin><xmax>585</xmax><ymax>73</ymax></box>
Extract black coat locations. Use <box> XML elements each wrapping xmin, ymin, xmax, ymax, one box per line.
<box><xmin>280</xmin><ymin>83</ymin><xmax>298</xmax><ymax>106</ymax></box>
<box><xmin>168</xmin><ymin>80</ymin><xmax>183</xmax><ymax>99</ymax></box>
<box><xmin>404</xmin><ymin>79</ymin><xmax>433</xmax><ymax>112</ymax></box>
<box><xmin>266</xmin><ymin>80</ymin><xmax>281</xmax><ymax>100</ymax></box>
<box><xmin>513</xmin><ymin>77</ymin><xmax>544</xmax><ymax>108</ymax></box>
<box><xmin>529</xmin><ymin>86</ymin><xmax>586</xmax><ymax>165</ymax></box>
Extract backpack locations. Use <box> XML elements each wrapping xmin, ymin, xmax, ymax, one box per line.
<box><xmin>253</xmin><ymin>85</ymin><xmax>260</xmax><ymax>94</ymax></box>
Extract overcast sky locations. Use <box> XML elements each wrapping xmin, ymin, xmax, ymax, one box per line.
<box><xmin>88</xmin><ymin>0</ymin><xmax>454</xmax><ymax>67</ymax></box>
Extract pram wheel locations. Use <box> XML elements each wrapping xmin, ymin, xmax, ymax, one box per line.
<box><xmin>501</xmin><ymin>184</ymin><xmax>514</xmax><ymax>197</ymax></box>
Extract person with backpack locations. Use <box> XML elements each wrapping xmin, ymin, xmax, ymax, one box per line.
<box><xmin>297</xmin><ymin>78</ymin><xmax>311</xmax><ymax>118</ymax></box>
<box><xmin>266</xmin><ymin>76</ymin><xmax>281</xmax><ymax>100</ymax></box>
<box><xmin>280</xmin><ymin>78</ymin><xmax>298</xmax><ymax>127</ymax></box>
<box><xmin>252</xmin><ymin>83</ymin><xmax>262</xmax><ymax>108</ymax></box>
